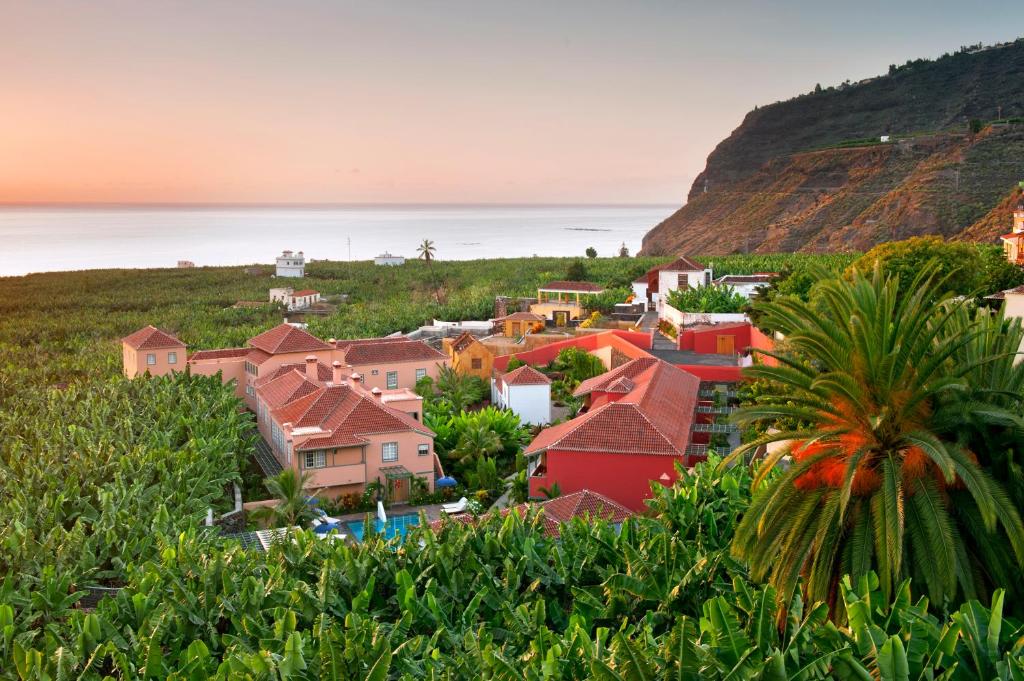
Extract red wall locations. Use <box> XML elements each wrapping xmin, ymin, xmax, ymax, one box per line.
<box><xmin>675</xmin><ymin>365</ymin><xmax>743</xmax><ymax>382</ymax></box>
<box><xmin>494</xmin><ymin>329</ymin><xmax>653</xmax><ymax>371</ymax></box>
<box><xmin>750</xmin><ymin>327</ymin><xmax>779</xmax><ymax>367</ymax></box>
<box><xmin>532</xmin><ymin>449</ymin><xmax>684</xmax><ymax>511</ymax></box>
<box><xmin>679</xmin><ymin>323</ymin><xmax>752</xmax><ymax>354</ymax></box>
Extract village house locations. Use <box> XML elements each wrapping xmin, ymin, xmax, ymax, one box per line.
<box><xmin>999</xmin><ymin>200</ymin><xmax>1024</xmax><ymax>265</ymax></box>
<box><xmin>275</xmin><ymin>250</ymin><xmax>305</xmax><ymax>278</ymax></box>
<box><xmin>332</xmin><ymin>337</ymin><xmax>448</xmax><ymax>391</ymax></box>
<box><xmin>253</xmin><ymin>357</ymin><xmax>439</xmax><ymax>500</ymax></box>
<box><xmin>713</xmin><ymin>273</ymin><xmax>778</xmax><ymax>299</ymax></box>
<box><xmin>495</xmin><ymin>311</ymin><xmax>546</xmax><ymax>337</ymax></box>
<box><xmin>631</xmin><ymin>264</ymin><xmax>667</xmax><ymax>311</ymax></box>
<box><xmin>491</xmin><ymin>364</ymin><xmax>552</xmax><ymax>425</ymax></box>
<box><xmin>529</xmin><ymin>281</ymin><xmax>605</xmax><ymax>326</ymax></box>
<box><xmin>126</xmin><ymin>323</ymin><xmax>450</xmax><ymax>409</ymax></box>
<box><xmin>524</xmin><ymin>357</ymin><xmax>714</xmax><ymax>511</ymax></box>
<box><xmin>374</xmin><ymin>252</ymin><xmax>406</xmax><ymax>266</ymax></box>
<box><xmin>442</xmin><ymin>331</ymin><xmax>495</xmax><ymax>380</ymax></box>
<box><xmin>678</xmin><ymin>321</ymin><xmax>752</xmax><ymax>356</ymax></box>
<box><xmin>656</xmin><ymin>256</ymin><xmax>713</xmax><ymax>314</ymax></box>
<box><xmin>121</xmin><ymin>326</ymin><xmax>188</xmax><ymax>378</ymax></box>
<box><xmin>269</xmin><ymin>287</ymin><xmax>321</xmax><ymax>310</ymax></box>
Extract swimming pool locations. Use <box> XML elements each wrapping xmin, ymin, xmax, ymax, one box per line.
<box><xmin>346</xmin><ymin>513</ymin><xmax>420</xmax><ymax>542</ymax></box>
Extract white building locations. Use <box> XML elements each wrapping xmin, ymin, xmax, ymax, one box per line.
<box><xmin>656</xmin><ymin>256</ymin><xmax>713</xmax><ymax>313</ymax></box>
<box><xmin>269</xmin><ymin>287</ymin><xmax>321</xmax><ymax>311</ymax></box>
<box><xmin>713</xmin><ymin>273</ymin><xmax>778</xmax><ymax>300</ymax></box>
<box><xmin>276</xmin><ymin>250</ymin><xmax>305</xmax><ymax>278</ymax></box>
<box><xmin>374</xmin><ymin>252</ymin><xmax>406</xmax><ymax>266</ymax></box>
<box><xmin>491</xmin><ymin>365</ymin><xmax>551</xmax><ymax>425</ymax></box>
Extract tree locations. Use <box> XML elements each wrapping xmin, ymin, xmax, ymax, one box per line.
<box><xmin>729</xmin><ymin>264</ymin><xmax>1024</xmax><ymax>614</ymax></box>
<box><xmin>537</xmin><ymin>481</ymin><xmax>561</xmax><ymax>499</ymax></box>
<box><xmin>249</xmin><ymin>469</ymin><xmax>317</xmax><ymax>528</ymax></box>
<box><xmin>565</xmin><ymin>258</ymin><xmax>588</xmax><ymax>281</ymax></box>
<box><xmin>585</xmin><ymin>247</ymin><xmax>597</xmax><ymax>259</ymax></box>
<box><xmin>618</xmin><ymin>242</ymin><xmax>630</xmax><ymax>258</ymax></box>
<box><xmin>452</xmin><ymin>421</ymin><xmax>503</xmax><ymax>464</ymax></box>
<box><xmin>417</xmin><ymin>239</ymin><xmax>436</xmax><ymax>265</ymax></box>
<box><xmin>847</xmin><ymin>236</ymin><xmax>983</xmax><ymax>299</ymax></box>
<box><xmin>507</xmin><ymin>470</ymin><xmax>529</xmax><ymax>504</ymax></box>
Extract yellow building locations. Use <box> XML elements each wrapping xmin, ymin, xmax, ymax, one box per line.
<box><xmin>529</xmin><ymin>281</ymin><xmax>605</xmax><ymax>326</ymax></box>
<box><xmin>999</xmin><ymin>200</ymin><xmax>1024</xmax><ymax>265</ymax></box>
<box><xmin>496</xmin><ymin>311</ymin><xmax>546</xmax><ymax>337</ymax></box>
<box><xmin>443</xmin><ymin>331</ymin><xmax>495</xmax><ymax>380</ymax></box>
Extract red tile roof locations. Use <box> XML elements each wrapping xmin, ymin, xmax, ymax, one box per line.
<box><xmin>573</xmin><ymin>357</ymin><xmax>659</xmax><ymax>397</ymax></box>
<box><xmin>1000</xmin><ymin>232</ymin><xmax>1024</xmax><ymax>240</ymax></box>
<box><xmin>247</xmin><ymin>348</ymin><xmax>274</xmax><ymax>365</ymax></box>
<box><xmin>538</xmin><ymin>280</ymin><xmax>605</xmax><ymax>293</ymax></box>
<box><xmin>291</xmin><ymin>289</ymin><xmax>319</xmax><ymax>297</ymax></box>
<box><xmin>248</xmin><ymin>324</ymin><xmax>331</xmax><ymax>354</ymax></box>
<box><xmin>255</xmin><ymin>361</ymin><xmax>333</xmax><ymax>387</ymax></box>
<box><xmin>339</xmin><ymin>338</ymin><xmax>446</xmax><ymax>365</ymax></box>
<box><xmin>188</xmin><ymin>347</ymin><xmax>250</xmax><ymax>361</ymax></box>
<box><xmin>715</xmin><ymin>274</ymin><xmax>777</xmax><ymax>284</ymax></box>
<box><xmin>268</xmin><ymin>384</ymin><xmax>433</xmax><ymax>451</ymax></box>
<box><xmin>502</xmin><ymin>365</ymin><xmax>551</xmax><ymax>386</ymax></box>
<box><xmin>429</xmin><ymin>490</ymin><xmax>632</xmax><ymax>537</ymax></box>
<box><xmin>258</xmin><ymin>370</ymin><xmax>321</xmax><ymax>410</ymax></box>
<box><xmin>633</xmin><ymin>264</ymin><xmax>667</xmax><ymax>284</ymax></box>
<box><xmin>121</xmin><ymin>326</ymin><xmax>186</xmax><ymax>350</ymax></box>
<box><xmin>528</xmin><ymin>359</ymin><xmax>699</xmax><ymax>457</ymax></box>
<box><xmin>450</xmin><ymin>331</ymin><xmax>479</xmax><ymax>353</ymax></box>
<box><xmin>662</xmin><ymin>255</ymin><xmax>706</xmax><ymax>272</ymax></box>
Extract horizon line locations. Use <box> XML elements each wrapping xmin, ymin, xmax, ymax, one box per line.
<box><xmin>0</xmin><ymin>200</ymin><xmax>680</xmax><ymax>209</ymax></box>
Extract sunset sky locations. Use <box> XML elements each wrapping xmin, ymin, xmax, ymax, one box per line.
<box><xmin>1</xmin><ymin>1</ymin><xmax>1019</xmax><ymax>205</ymax></box>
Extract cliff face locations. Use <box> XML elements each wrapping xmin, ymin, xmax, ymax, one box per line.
<box><xmin>642</xmin><ymin>40</ymin><xmax>1024</xmax><ymax>256</ymax></box>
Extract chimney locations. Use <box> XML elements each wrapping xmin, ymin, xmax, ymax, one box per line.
<box><xmin>371</xmin><ymin>387</ymin><xmax>382</xmax><ymax>400</ymax></box>
<box><xmin>332</xmin><ymin>360</ymin><xmax>343</xmax><ymax>384</ymax></box>
<box><xmin>351</xmin><ymin>372</ymin><xmax>362</xmax><ymax>384</ymax></box>
<box><xmin>305</xmin><ymin>355</ymin><xmax>318</xmax><ymax>381</ymax></box>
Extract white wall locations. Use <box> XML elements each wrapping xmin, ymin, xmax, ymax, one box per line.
<box><xmin>506</xmin><ymin>383</ymin><xmax>551</xmax><ymax>425</ymax></box>
<box><xmin>660</xmin><ymin>300</ymin><xmax>748</xmax><ymax>327</ymax></box>
<box><xmin>657</xmin><ymin>268</ymin><xmax>713</xmax><ymax>312</ymax></box>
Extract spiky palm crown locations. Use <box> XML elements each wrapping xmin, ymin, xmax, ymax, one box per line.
<box><xmin>728</xmin><ymin>265</ymin><xmax>1024</xmax><ymax>616</ymax></box>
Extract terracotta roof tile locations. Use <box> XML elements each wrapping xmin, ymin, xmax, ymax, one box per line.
<box><xmin>257</xmin><ymin>370</ymin><xmax>322</xmax><ymax>410</ymax></box>
<box><xmin>188</xmin><ymin>347</ymin><xmax>249</xmax><ymax>361</ymax></box>
<box><xmin>662</xmin><ymin>255</ymin><xmax>706</xmax><ymax>272</ymax></box>
<box><xmin>247</xmin><ymin>348</ymin><xmax>274</xmax><ymax>365</ymax></box>
<box><xmin>450</xmin><ymin>331</ymin><xmax>478</xmax><ymax>353</ymax></box>
<box><xmin>248</xmin><ymin>323</ymin><xmax>331</xmax><ymax>354</ymax></box>
<box><xmin>528</xmin><ymin>360</ymin><xmax>699</xmax><ymax>457</ymax></box>
<box><xmin>429</xmin><ymin>490</ymin><xmax>632</xmax><ymax>537</ymax></box>
<box><xmin>291</xmin><ymin>289</ymin><xmax>319</xmax><ymax>297</ymax></box>
<box><xmin>498</xmin><ymin>312</ymin><xmax>546</xmax><ymax>321</ymax></box>
<box><xmin>503</xmin><ymin>365</ymin><xmax>551</xmax><ymax>386</ymax></box>
<box><xmin>573</xmin><ymin>357</ymin><xmax>659</xmax><ymax>397</ymax></box>
<box><xmin>339</xmin><ymin>338</ymin><xmax>446</xmax><ymax>365</ymax></box>
<box><xmin>255</xmin><ymin>361</ymin><xmax>333</xmax><ymax>387</ymax></box>
<box><xmin>538</xmin><ymin>280</ymin><xmax>605</xmax><ymax>293</ymax></box>
<box><xmin>121</xmin><ymin>326</ymin><xmax>185</xmax><ymax>350</ymax></box>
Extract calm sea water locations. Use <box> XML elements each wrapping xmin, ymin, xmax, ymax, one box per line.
<box><xmin>0</xmin><ymin>204</ymin><xmax>675</xmax><ymax>277</ymax></box>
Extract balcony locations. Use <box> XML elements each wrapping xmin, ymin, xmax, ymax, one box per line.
<box><xmin>309</xmin><ymin>463</ymin><xmax>366</xmax><ymax>488</ymax></box>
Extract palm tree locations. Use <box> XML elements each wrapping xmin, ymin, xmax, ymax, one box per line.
<box><xmin>249</xmin><ymin>469</ymin><xmax>317</xmax><ymax>528</ymax></box>
<box><xmin>417</xmin><ymin>239</ymin><xmax>436</xmax><ymax>265</ymax></box>
<box><xmin>452</xmin><ymin>421</ymin><xmax>502</xmax><ymax>464</ymax></box>
<box><xmin>537</xmin><ymin>481</ymin><xmax>561</xmax><ymax>499</ymax></box>
<box><xmin>727</xmin><ymin>265</ymin><xmax>1024</xmax><ymax>614</ymax></box>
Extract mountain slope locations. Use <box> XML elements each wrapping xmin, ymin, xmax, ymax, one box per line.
<box><xmin>642</xmin><ymin>39</ymin><xmax>1024</xmax><ymax>255</ymax></box>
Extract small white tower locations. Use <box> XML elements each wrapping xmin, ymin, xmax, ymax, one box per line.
<box><xmin>275</xmin><ymin>250</ymin><xmax>305</xmax><ymax>278</ymax></box>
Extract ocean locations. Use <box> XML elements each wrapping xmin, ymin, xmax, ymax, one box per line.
<box><xmin>0</xmin><ymin>204</ymin><xmax>676</xmax><ymax>277</ymax></box>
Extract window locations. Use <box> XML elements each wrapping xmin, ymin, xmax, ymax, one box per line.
<box><xmin>386</xmin><ymin>371</ymin><xmax>398</xmax><ymax>389</ymax></box>
<box><xmin>471</xmin><ymin>358</ymin><xmax>482</xmax><ymax>370</ymax></box>
<box><xmin>304</xmin><ymin>451</ymin><xmax>326</xmax><ymax>469</ymax></box>
<box><xmin>371</xmin><ymin>369</ymin><xmax>379</xmax><ymax>376</ymax></box>
<box><xmin>382</xmin><ymin>442</ymin><xmax>398</xmax><ymax>462</ymax></box>
<box><xmin>415</xmin><ymin>368</ymin><xmax>427</xmax><ymax>381</ymax></box>
<box><xmin>167</xmin><ymin>352</ymin><xmax>177</xmax><ymax>364</ymax></box>
<box><xmin>146</xmin><ymin>353</ymin><xmax>156</xmax><ymax>365</ymax></box>
<box><xmin>418</xmin><ymin>443</ymin><xmax>429</xmax><ymax>457</ymax></box>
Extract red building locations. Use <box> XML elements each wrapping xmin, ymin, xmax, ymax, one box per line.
<box><xmin>525</xmin><ymin>357</ymin><xmax>713</xmax><ymax>511</ymax></box>
<box><xmin>678</xmin><ymin>321</ymin><xmax>752</xmax><ymax>355</ymax></box>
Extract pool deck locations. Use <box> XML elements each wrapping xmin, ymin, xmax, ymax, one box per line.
<box><xmin>327</xmin><ymin>502</ymin><xmax>448</xmax><ymax>525</ymax></box>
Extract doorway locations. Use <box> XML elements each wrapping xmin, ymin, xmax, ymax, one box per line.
<box><xmin>716</xmin><ymin>335</ymin><xmax>735</xmax><ymax>355</ymax></box>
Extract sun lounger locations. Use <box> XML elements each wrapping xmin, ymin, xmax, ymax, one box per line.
<box><xmin>441</xmin><ymin>496</ymin><xmax>469</xmax><ymax>514</ymax></box>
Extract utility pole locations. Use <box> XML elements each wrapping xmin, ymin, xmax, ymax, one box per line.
<box><xmin>347</xmin><ymin>236</ymin><xmax>352</xmax><ymax>261</ymax></box>
<box><xmin>954</xmin><ymin>167</ymin><xmax>960</xmax><ymax>192</ymax></box>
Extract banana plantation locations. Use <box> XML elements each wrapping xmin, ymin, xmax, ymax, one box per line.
<box><xmin>3</xmin><ymin>250</ymin><xmax>1024</xmax><ymax>678</ymax></box>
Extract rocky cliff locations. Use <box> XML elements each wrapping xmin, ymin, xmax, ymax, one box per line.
<box><xmin>642</xmin><ymin>39</ymin><xmax>1024</xmax><ymax>255</ymax></box>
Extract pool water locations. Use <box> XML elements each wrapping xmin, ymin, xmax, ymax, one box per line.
<box><xmin>346</xmin><ymin>513</ymin><xmax>420</xmax><ymax>542</ymax></box>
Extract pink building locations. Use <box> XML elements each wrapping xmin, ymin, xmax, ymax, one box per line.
<box><xmin>121</xmin><ymin>326</ymin><xmax>187</xmax><ymax>378</ymax></box>
<box><xmin>254</xmin><ymin>357</ymin><xmax>440</xmax><ymax>500</ymax></box>
<box><xmin>332</xmin><ymin>337</ymin><xmax>448</xmax><ymax>391</ymax></box>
